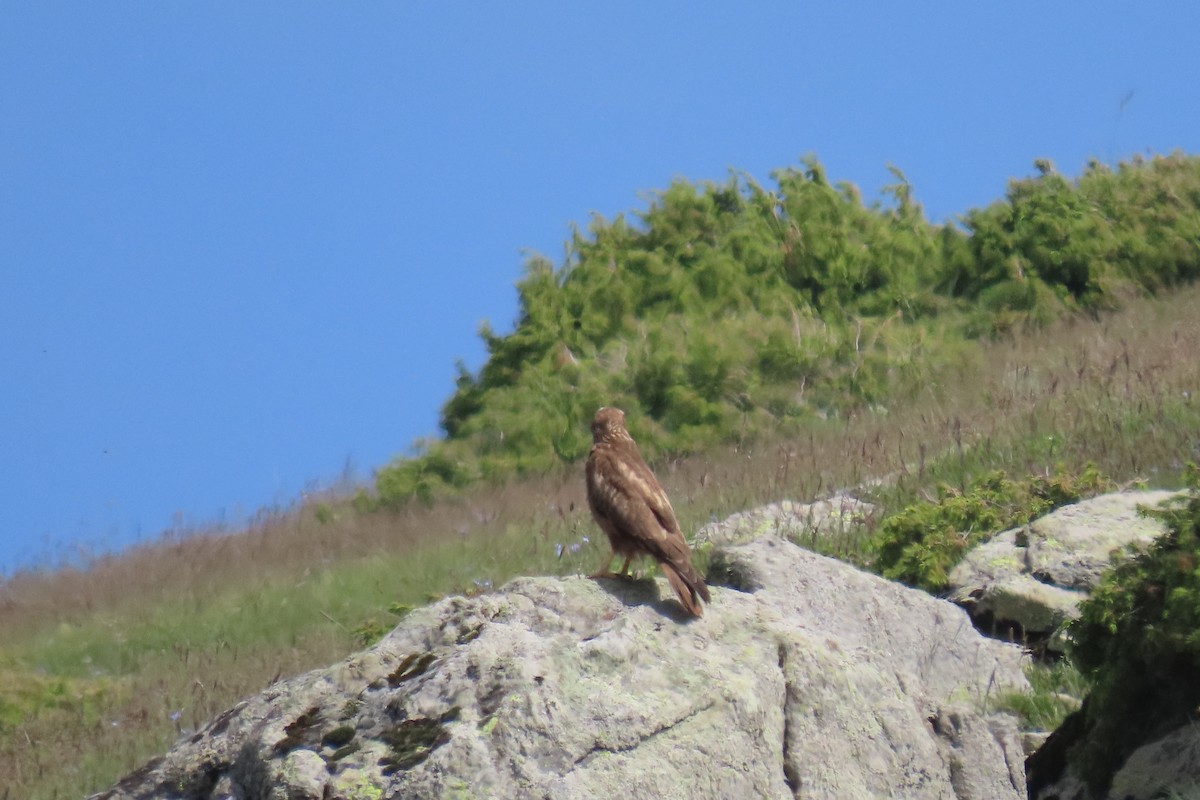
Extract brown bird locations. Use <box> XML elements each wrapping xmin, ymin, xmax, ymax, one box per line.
<box><xmin>585</xmin><ymin>406</ymin><xmax>711</xmax><ymax>617</ymax></box>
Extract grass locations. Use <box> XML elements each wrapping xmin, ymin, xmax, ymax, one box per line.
<box><xmin>2</xmin><ymin>285</ymin><xmax>1199</xmax><ymax>798</ymax></box>
<box><xmin>996</xmin><ymin>660</ymin><xmax>1089</xmax><ymax>733</ymax></box>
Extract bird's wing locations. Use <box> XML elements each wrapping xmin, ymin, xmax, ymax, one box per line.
<box><xmin>588</xmin><ymin>442</ymin><xmax>710</xmax><ymax>614</ymax></box>
<box><xmin>588</xmin><ymin>445</ymin><xmax>688</xmax><ymax>559</ymax></box>
<box><xmin>585</xmin><ymin>452</ymin><xmax>625</xmax><ymax>541</ymax></box>
<box><xmin>617</xmin><ymin>448</ymin><xmax>684</xmax><ymax>538</ymax></box>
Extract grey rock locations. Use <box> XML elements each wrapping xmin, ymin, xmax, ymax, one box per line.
<box><xmin>1036</xmin><ymin>718</ymin><xmax>1200</xmax><ymax>800</ymax></box>
<box><xmin>1035</xmin><ymin>770</ymin><xmax>1090</xmax><ymax>800</ymax></box>
<box><xmin>1021</xmin><ymin>730</ymin><xmax>1051</xmax><ymax>757</ymax></box>
<box><xmin>948</xmin><ymin>491</ymin><xmax>1179</xmax><ymax>649</ymax></box>
<box><xmin>90</xmin><ymin>536</ymin><xmax>1027</xmax><ymax>800</ymax></box>
<box><xmin>694</xmin><ymin>493</ymin><xmax>876</xmax><ymax>548</ymax></box>
<box><xmin>271</xmin><ymin>750</ymin><xmax>326</xmax><ymax>800</ymax></box>
<box><xmin>1109</xmin><ymin>721</ymin><xmax>1200</xmax><ymax>800</ymax></box>
<box><xmin>1026</xmin><ymin>491</ymin><xmax>1180</xmax><ymax>588</ymax></box>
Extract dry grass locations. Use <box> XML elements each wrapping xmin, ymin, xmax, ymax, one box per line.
<box><xmin>1</xmin><ymin>286</ymin><xmax>1199</xmax><ymax>798</ymax></box>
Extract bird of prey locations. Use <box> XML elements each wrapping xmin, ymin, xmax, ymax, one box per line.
<box><xmin>585</xmin><ymin>406</ymin><xmax>710</xmax><ymax>617</ymax></box>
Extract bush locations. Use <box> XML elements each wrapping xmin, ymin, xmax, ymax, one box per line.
<box><xmin>376</xmin><ymin>154</ymin><xmax>1200</xmax><ymax>508</ymax></box>
<box><xmin>1065</xmin><ymin>464</ymin><xmax>1200</xmax><ymax>792</ymax></box>
<box><xmin>872</xmin><ymin>465</ymin><xmax>1113</xmax><ymax>592</ymax></box>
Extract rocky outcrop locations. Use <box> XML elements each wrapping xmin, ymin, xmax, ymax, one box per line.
<box><xmin>693</xmin><ymin>493</ymin><xmax>876</xmax><ymax>549</ymax></box>
<box><xmin>947</xmin><ymin>491</ymin><xmax>1179</xmax><ymax>650</ymax></box>
<box><xmin>91</xmin><ymin>536</ymin><xmax>1027</xmax><ymax>800</ymax></box>
<box><xmin>1030</xmin><ymin>706</ymin><xmax>1200</xmax><ymax>800</ymax></box>
<box><xmin>1107</xmin><ymin>721</ymin><xmax>1200</xmax><ymax>800</ymax></box>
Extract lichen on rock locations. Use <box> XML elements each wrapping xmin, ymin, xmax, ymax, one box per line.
<box><xmin>90</xmin><ymin>527</ymin><xmax>1027</xmax><ymax>800</ymax></box>
<box><xmin>948</xmin><ymin>490</ymin><xmax>1181</xmax><ymax>651</ymax></box>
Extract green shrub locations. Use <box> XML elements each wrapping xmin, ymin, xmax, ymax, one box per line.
<box><xmin>376</xmin><ymin>442</ymin><xmax>477</xmax><ymax>507</ymax></box>
<box><xmin>376</xmin><ymin>154</ymin><xmax>1200</xmax><ymax>508</ymax></box>
<box><xmin>1066</xmin><ymin>464</ymin><xmax>1200</xmax><ymax>792</ymax></box>
<box><xmin>873</xmin><ymin>465</ymin><xmax>1113</xmax><ymax>592</ymax></box>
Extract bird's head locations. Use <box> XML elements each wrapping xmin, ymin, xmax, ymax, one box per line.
<box><xmin>591</xmin><ymin>406</ymin><xmax>632</xmax><ymax>444</ymax></box>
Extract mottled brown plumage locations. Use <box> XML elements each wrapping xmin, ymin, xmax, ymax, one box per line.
<box><xmin>585</xmin><ymin>406</ymin><xmax>710</xmax><ymax>617</ymax></box>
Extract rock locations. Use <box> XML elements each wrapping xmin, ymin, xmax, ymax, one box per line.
<box><xmin>1021</xmin><ymin>731</ymin><xmax>1050</xmax><ymax>757</ymax></box>
<box><xmin>948</xmin><ymin>491</ymin><xmax>1179</xmax><ymax>650</ymax></box>
<box><xmin>90</xmin><ymin>536</ymin><xmax>1027</xmax><ymax>800</ymax></box>
<box><xmin>1024</xmin><ymin>491</ymin><xmax>1180</xmax><ymax>588</ymax></box>
<box><xmin>1032</xmin><ymin>707</ymin><xmax>1200</xmax><ymax>800</ymax></box>
<box><xmin>1108</xmin><ymin>721</ymin><xmax>1200</xmax><ymax>800</ymax></box>
<box><xmin>693</xmin><ymin>493</ymin><xmax>876</xmax><ymax>548</ymax></box>
<box><xmin>1032</xmin><ymin>720</ymin><xmax>1200</xmax><ymax>800</ymax></box>
<box><xmin>273</xmin><ymin>749</ymin><xmax>327</xmax><ymax>799</ymax></box>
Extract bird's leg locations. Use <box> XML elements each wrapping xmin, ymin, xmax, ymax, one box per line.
<box><xmin>614</xmin><ymin>554</ymin><xmax>634</xmax><ymax>578</ymax></box>
<box><xmin>589</xmin><ymin>550</ymin><xmax>618</xmax><ymax>579</ymax></box>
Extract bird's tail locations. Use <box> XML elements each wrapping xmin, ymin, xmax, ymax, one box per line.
<box><xmin>661</xmin><ymin>561</ymin><xmax>711</xmax><ymax>617</ymax></box>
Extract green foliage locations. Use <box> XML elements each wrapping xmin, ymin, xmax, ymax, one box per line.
<box><xmin>873</xmin><ymin>471</ymin><xmax>1018</xmax><ymax>591</ymax></box>
<box><xmin>1066</xmin><ymin>464</ymin><xmax>1200</xmax><ymax>792</ymax></box>
<box><xmin>994</xmin><ymin>660</ymin><xmax>1088</xmax><ymax>733</ymax></box>
<box><xmin>376</xmin><ymin>440</ymin><xmax>477</xmax><ymax>507</ymax></box>
<box><xmin>376</xmin><ymin>153</ymin><xmax>1200</xmax><ymax>507</ymax></box>
<box><xmin>873</xmin><ymin>465</ymin><xmax>1113</xmax><ymax>591</ymax></box>
<box><xmin>352</xmin><ymin>601</ymin><xmax>415</xmax><ymax>648</ymax></box>
<box><xmin>0</xmin><ymin>669</ymin><xmax>115</xmax><ymax>734</ymax></box>
<box><xmin>351</xmin><ymin>618</ymin><xmax>390</xmax><ymax>648</ymax></box>
<box><xmin>956</xmin><ymin>163</ymin><xmax>1117</xmax><ymax>307</ymax></box>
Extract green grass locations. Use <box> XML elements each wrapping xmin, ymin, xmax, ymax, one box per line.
<box><xmin>1</xmin><ymin>284</ymin><xmax>1199</xmax><ymax>798</ymax></box>
<box><xmin>995</xmin><ymin>660</ymin><xmax>1089</xmax><ymax>733</ymax></box>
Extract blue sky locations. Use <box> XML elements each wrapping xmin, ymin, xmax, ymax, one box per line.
<box><xmin>3</xmin><ymin>3</ymin><xmax>1198</xmax><ymax>574</ymax></box>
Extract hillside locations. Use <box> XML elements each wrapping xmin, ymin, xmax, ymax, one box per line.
<box><xmin>1</xmin><ymin>153</ymin><xmax>1200</xmax><ymax>798</ymax></box>
<box><xmin>90</xmin><ymin>537</ymin><xmax>1032</xmax><ymax>800</ymax></box>
<box><xmin>374</xmin><ymin>153</ymin><xmax>1200</xmax><ymax>506</ymax></box>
